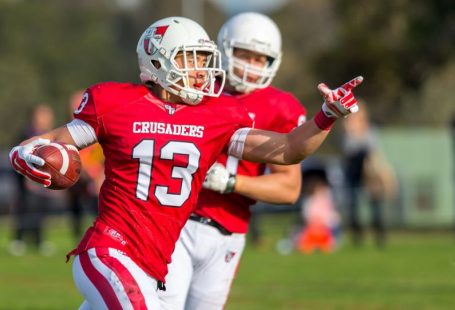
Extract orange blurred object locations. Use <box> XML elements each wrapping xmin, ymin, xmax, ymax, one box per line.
<box><xmin>296</xmin><ymin>223</ymin><xmax>335</xmax><ymax>254</ymax></box>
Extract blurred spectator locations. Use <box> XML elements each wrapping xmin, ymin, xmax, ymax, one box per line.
<box><xmin>451</xmin><ymin>114</ymin><xmax>455</xmax><ymax>177</ymax></box>
<box><xmin>8</xmin><ymin>104</ymin><xmax>60</xmax><ymax>256</ymax></box>
<box><xmin>296</xmin><ymin>160</ymin><xmax>341</xmax><ymax>254</ymax></box>
<box><xmin>67</xmin><ymin>90</ymin><xmax>104</xmax><ymax>239</ymax></box>
<box><xmin>451</xmin><ymin>114</ymin><xmax>455</xmax><ymax>236</ymax></box>
<box><xmin>248</xmin><ymin>208</ymin><xmax>262</xmax><ymax>246</ymax></box>
<box><xmin>341</xmin><ymin>104</ymin><xmax>397</xmax><ymax>248</ymax></box>
<box><xmin>274</xmin><ymin>158</ymin><xmax>342</xmax><ymax>255</ymax></box>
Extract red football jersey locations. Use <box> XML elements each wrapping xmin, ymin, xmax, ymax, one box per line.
<box><xmin>195</xmin><ymin>86</ymin><xmax>306</xmax><ymax>233</ymax></box>
<box><xmin>70</xmin><ymin>82</ymin><xmax>252</xmax><ymax>281</ymax></box>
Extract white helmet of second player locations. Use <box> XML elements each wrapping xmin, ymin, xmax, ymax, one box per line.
<box><xmin>137</xmin><ymin>17</ymin><xmax>225</xmax><ymax>105</ymax></box>
<box><xmin>217</xmin><ymin>12</ymin><xmax>282</xmax><ymax>93</ymax></box>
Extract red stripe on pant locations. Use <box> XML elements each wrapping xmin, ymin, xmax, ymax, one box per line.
<box><xmin>80</xmin><ymin>248</ymin><xmax>148</xmax><ymax>309</ymax></box>
<box><xmin>80</xmin><ymin>250</ymin><xmax>123</xmax><ymax>310</ymax></box>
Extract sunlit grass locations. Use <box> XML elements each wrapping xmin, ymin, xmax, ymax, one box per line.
<box><xmin>0</xmin><ymin>214</ymin><xmax>454</xmax><ymax>310</ymax></box>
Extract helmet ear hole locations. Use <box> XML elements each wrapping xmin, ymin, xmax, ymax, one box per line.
<box><xmin>151</xmin><ymin>60</ymin><xmax>161</xmax><ymax>70</ymax></box>
<box><xmin>266</xmin><ymin>56</ymin><xmax>275</xmax><ymax>66</ymax></box>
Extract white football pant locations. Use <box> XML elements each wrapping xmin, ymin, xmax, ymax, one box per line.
<box><xmin>159</xmin><ymin>219</ymin><xmax>246</xmax><ymax>310</ymax></box>
<box><xmin>72</xmin><ymin>247</ymin><xmax>162</xmax><ymax>309</ymax></box>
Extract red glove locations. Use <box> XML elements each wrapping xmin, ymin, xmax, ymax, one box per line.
<box><xmin>9</xmin><ymin>138</ymin><xmax>51</xmax><ymax>187</ymax></box>
<box><xmin>318</xmin><ymin>76</ymin><xmax>364</xmax><ymax>118</ymax></box>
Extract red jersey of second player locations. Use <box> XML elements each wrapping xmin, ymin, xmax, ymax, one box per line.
<box><xmin>195</xmin><ymin>86</ymin><xmax>306</xmax><ymax>233</ymax></box>
<box><xmin>69</xmin><ymin>82</ymin><xmax>252</xmax><ymax>282</ymax></box>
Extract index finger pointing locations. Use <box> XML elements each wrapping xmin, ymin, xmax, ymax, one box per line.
<box><xmin>341</xmin><ymin>76</ymin><xmax>364</xmax><ymax>92</ymax></box>
<box><xmin>317</xmin><ymin>83</ymin><xmax>332</xmax><ymax>96</ymax></box>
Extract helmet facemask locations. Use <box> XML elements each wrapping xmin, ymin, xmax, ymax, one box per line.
<box><xmin>225</xmin><ymin>44</ymin><xmax>281</xmax><ymax>94</ymax></box>
<box><xmin>165</xmin><ymin>47</ymin><xmax>225</xmax><ymax>105</ymax></box>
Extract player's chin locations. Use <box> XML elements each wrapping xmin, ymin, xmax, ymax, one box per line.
<box><xmin>246</xmin><ymin>76</ymin><xmax>260</xmax><ymax>83</ymax></box>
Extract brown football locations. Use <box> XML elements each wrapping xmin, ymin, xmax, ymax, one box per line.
<box><xmin>33</xmin><ymin>142</ymin><xmax>81</xmax><ymax>190</ymax></box>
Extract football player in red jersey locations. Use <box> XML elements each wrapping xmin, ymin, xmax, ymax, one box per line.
<box><xmin>9</xmin><ymin>16</ymin><xmax>363</xmax><ymax>310</ymax></box>
<box><xmin>159</xmin><ymin>13</ymin><xmax>307</xmax><ymax>310</ymax></box>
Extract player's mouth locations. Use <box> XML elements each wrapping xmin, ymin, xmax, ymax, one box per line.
<box><xmin>246</xmin><ymin>76</ymin><xmax>259</xmax><ymax>83</ymax></box>
<box><xmin>193</xmin><ymin>82</ymin><xmax>205</xmax><ymax>90</ymax></box>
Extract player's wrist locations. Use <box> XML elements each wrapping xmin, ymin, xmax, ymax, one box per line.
<box><xmin>314</xmin><ymin>109</ymin><xmax>336</xmax><ymax>131</ymax></box>
<box><xmin>224</xmin><ymin>174</ymin><xmax>237</xmax><ymax>193</ymax></box>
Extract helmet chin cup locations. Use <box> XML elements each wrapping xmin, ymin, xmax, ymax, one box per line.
<box><xmin>179</xmin><ymin>90</ymin><xmax>203</xmax><ymax>105</ymax></box>
<box><xmin>232</xmin><ymin>81</ymin><xmax>254</xmax><ymax>94</ymax></box>
<box><xmin>228</xmin><ymin>57</ymin><xmax>279</xmax><ymax>93</ymax></box>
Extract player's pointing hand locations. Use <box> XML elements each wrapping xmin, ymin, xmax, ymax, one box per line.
<box><xmin>318</xmin><ymin>76</ymin><xmax>363</xmax><ymax>118</ymax></box>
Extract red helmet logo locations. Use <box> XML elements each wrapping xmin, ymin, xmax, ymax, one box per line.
<box><xmin>154</xmin><ymin>25</ymin><xmax>169</xmax><ymax>38</ymax></box>
<box><xmin>143</xmin><ymin>25</ymin><xmax>169</xmax><ymax>55</ymax></box>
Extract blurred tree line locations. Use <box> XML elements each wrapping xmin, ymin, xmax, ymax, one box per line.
<box><xmin>0</xmin><ymin>0</ymin><xmax>453</xmax><ymax>148</ymax></box>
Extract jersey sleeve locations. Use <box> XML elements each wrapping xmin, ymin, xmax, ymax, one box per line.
<box><xmin>72</xmin><ymin>85</ymin><xmax>104</xmax><ymax>140</ymax></box>
<box><xmin>213</xmin><ymin>95</ymin><xmax>254</xmax><ymax>130</ymax></box>
<box><xmin>272</xmin><ymin>93</ymin><xmax>307</xmax><ymax>133</ymax></box>
<box><xmin>210</xmin><ymin>96</ymin><xmax>253</xmax><ymax>155</ymax></box>
<box><xmin>238</xmin><ymin>101</ymin><xmax>255</xmax><ymax>129</ymax></box>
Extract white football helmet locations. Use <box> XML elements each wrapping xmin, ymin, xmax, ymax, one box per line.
<box><xmin>137</xmin><ymin>17</ymin><xmax>225</xmax><ymax>105</ymax></box>
<box><xmin>217</xmin><ymin>12</ymin><xmax>282</xmax><ymax>93</ymax></box>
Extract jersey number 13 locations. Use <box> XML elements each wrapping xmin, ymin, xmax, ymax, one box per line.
<box><xmin>133</xmin><ymin>140</ymin><xmax>200</xmax><ymax>207</ymax></box>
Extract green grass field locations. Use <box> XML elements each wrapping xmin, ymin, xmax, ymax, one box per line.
<box><xmin>0</xmin><ymin>214</ymin><xmax>454</xmax><ymax>310</ymax></box>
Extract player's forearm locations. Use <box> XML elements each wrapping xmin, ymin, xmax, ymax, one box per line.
<box><xmin>20</xmin><ymin>126</ymin><xmax>77</xmax><ymax>146</ymax></box>
<box><xmin>242</xmin><ymin>77</ymin><xmax>364</xmax><ymax>164</ymax></box>
<box><xmin>234</xmin><ymin>171</ymin><xmax>301</xmax><ymax>204</ymax></box>
<box><xmin>285</xmin><ymin>119</ymin><xmax>331</xmax><ymax>163</ymax></box>
<box><xmin>241</xmin><ymin>120</ymin><xmax>330</xmax><ymax>165</ymax></box>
